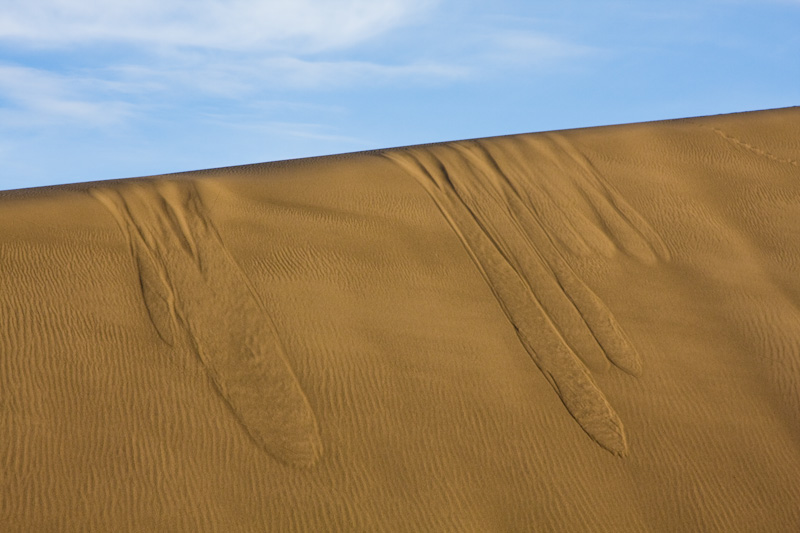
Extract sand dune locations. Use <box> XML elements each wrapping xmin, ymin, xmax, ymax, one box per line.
<box><xmin>2</xmin><ymin>107</ymin><xmax>799</xmax><ymax>530</ymax></box>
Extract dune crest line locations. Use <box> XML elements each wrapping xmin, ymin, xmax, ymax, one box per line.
<box><xmin>90</xmin><ymin>180</ymin><xmax>322</xmax><ymax>468</ymax></box>
<box><xmin>384</xmin><ymin>136</ymin><xmax>669</xmax><ymax>455</ymax></box>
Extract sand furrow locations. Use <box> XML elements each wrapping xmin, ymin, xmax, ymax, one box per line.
<box><xmin>385</xmin><ymin>148</ymin><xmax>630</xmax><ymax>455</ymax></box>
<box><xmin>452</xmin><ymin>140</ymin><xmax>644</xmax><ymax>376</ymax></box>
<box><xmin>544</xmin><ymin>133</ymin><xmax>670</xmax><ymax>263</ymax></box>
<box><xmin>89</xmin><ymin>181</ymin><xmax>322</xmax><ymax>468</ymax></box>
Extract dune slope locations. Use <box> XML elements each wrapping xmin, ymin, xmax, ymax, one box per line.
<box><xmin>2</xmin><ymin>107</ymin><xmax>799</xmax><ymax>531</ymax></box>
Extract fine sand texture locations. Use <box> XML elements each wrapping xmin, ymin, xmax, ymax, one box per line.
<box><xmin>2</xmin><ymin>107</ymin><xmax>799</xmax><ymax>531</ymax></box>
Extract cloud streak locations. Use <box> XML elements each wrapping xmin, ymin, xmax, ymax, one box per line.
<box><xmin>109</xmin><ymin>53</ymin><xmax>469</xmax><ymax>97</ymax></box>
<box><xmin>0</xmin><ymin>65</ymin><xmax>133</xmax><ymax>127</ymax></box>
<box><xmin>0</xmin><ymin>0</ymin><xmax>438</xmax><ymax>53</ymax></box>
<box><xmin>0</xmin><ymin>0</ymin><xmax>473</xmax><ymax>130</ymax></box>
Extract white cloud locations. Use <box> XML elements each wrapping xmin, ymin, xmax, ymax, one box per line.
<box><xmin>0</xmin><ymin>53</ymin><xmax>466</xmax><ymax>136</ymax></box>
<box><xmin>200</xmin><ymin>116</ymin><xmax>370</xmax><ymax>145</ymax></box>
<box><xmin>99</xmin><ymin>52</ymin><xmax>469</xmax><ymax>101</ymax></box>
<box><xmin>484</xmin><ymin>30</ymin><xmax>597</xmax><ymax>66</ymax></box>
<box><xmin>0</xmin><ymin>0</ymin><xmax>463</xmax><ymax>120</ymax></box>
<box><xmin>0</xmin><ymin>65</ymin><xmax>133</xmax><ymax>127</ymax></box>
<box><xmin>0</xmin><ymin>0</ymin><xmax>438</xmax><ymax>53</ymax></box>
<box><xmin>251</xmin><ymin>56</ymin><xmax>469</xmax><ymax>88</ymax></box>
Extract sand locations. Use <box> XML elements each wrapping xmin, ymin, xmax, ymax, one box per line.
<box><xmin>1</xmin><ymin>107</ymin><xmax>799</xmax><ymax>531</ymax></box>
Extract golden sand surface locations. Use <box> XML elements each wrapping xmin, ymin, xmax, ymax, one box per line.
<box><xmin>2</xmin><ymin>107</ymin><xmax>799</xmax><ymax>531</ymax></box>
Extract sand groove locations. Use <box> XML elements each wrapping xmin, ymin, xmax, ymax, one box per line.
<box><xmin>89</xmin><ymin>180</ymin><xmax>322</xmax><ymax>468</ymax></box>
<box><xmin>518</xmin><ymin>133</ymin><xmax>671</xmax><ymax>263</ymax></box>
<box><xmin>383</xmin><ymin>137</ymin><xmax>670</xmax><ymax>455</ymax></box>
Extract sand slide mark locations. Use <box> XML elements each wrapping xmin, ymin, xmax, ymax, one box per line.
<box><xmin>519</xmin><ymin>133</ymin><xmax>670</xmax><ymax>263</ymax></box>
<box><xmin>385</xmin><ymin>137</ymin><xmax>669</xmax><ymax>455</ymax></box>
<box><xmin>90</xmin><ymin>180</ymin><xmax>322</xmax><ymax>468</ymax></box>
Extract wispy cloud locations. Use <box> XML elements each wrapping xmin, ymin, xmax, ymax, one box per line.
<box><xmin>200</xmin><ymin>116</ymin><xmax>371</xmax><ymax>145</ymax></box>
<box><xmin>108</xmin><ymin>53</ymin><xmax>469</xmax><ymax>97</ymax></box>
<box><xmin>0</xmin><ymin>0</ymin><xmax>439</xmax><ymax>53</ymax></box>
<box><xmin>0</xmin><ymin>55</ymin><xmax>467</xmax><ymax>141</ymax></box>
<box><xmin>0</xmin><ymin>0</ymin><xmax>470</xmax><ymax>131</ymax></box>
<box><xmin>0</xmin><ymin>65</ymin><xmax>133</xmax><ymax>127</ymax></box>
<box><xmin>0</xmin><ymin>0</ymin><xmax>594</xmax><ymax>112</ymax></box>
<box><xmin>480</xmin><ymin>30</ymin><xmax>597</xmax><ymax>67</ymax></box>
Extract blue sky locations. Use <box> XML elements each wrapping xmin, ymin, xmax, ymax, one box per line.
<box><xmin>0</xmin><ymin>0</ymin><xmax>798</xmax><ymax>191</ymax></box>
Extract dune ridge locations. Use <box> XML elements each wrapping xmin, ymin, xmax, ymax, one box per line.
<box><xmin>2</xmin><ymin>107</ymin><xmax>800</xmax><ymax>531</ymax></box>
